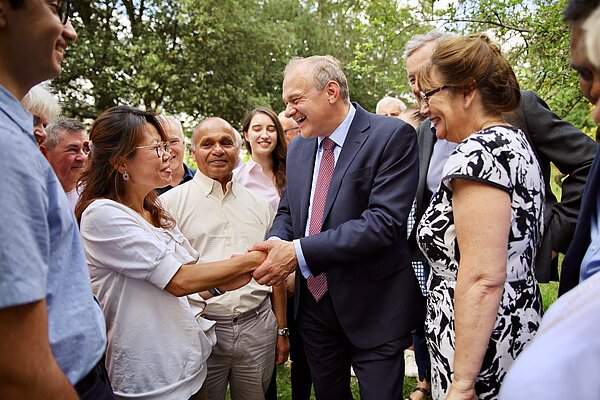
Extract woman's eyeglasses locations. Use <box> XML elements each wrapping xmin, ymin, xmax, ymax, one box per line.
<box><xmin>134</xmin><ymin>141</ymin><xmax>171</xmax><ymax>158</ymax></box>
<box><xmin>419</xmin><ymin>85</ymin><xmax>448</xmax><ymax>106</ymax></box>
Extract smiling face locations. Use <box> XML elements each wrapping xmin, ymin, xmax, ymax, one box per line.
<box><xmin>406</xmin><ymin>41</ymin><xmax>436</xmax><ymax>102</ymax></box>
<box><xmin>418</xmin><ymin>67</ymin><xmax>467</xmax><ymax>143</ymax></box>
<box><xmin>44</xmin><ymin>129</ymin><xmax>88</xmax><ymax>191</ymax></box>
<box><xmin>0</xmin><ymin>0</ymin><xmax>78</xmax><ymax>98</ymax></box>
<box><xmin>571</xmin><ymin>20</ymin><xmax>600</xmax><ymax>105</ymax></box>
<box><xmin>192</xmin><ymin>118</ymin><xmax>238</xmax><ymax>189</ymax></box>
<box><xmin>161</xmin><ymin>117</ymin><xmax>185</xmax><ymax>174</ymax></box>
<box><xmin>282</xmin><ymin>62</ymin><xmax>337</xmax><ymax>138</ymax></box>
<box><xmin>122</xmin><ymin>123</ymin><xmax>172</xmax><ymax>193</ymax></box>
<box><xmin>244</xmin><ymin>112</ymin><xmax>278</xmax><ymax>158</ymax></box>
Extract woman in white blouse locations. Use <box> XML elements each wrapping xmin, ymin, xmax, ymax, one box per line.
<box><xmin>234</xmin><ymin>107</ymin><xmax>287</xmax><ymax>212</ymax></box>
<box><xmin>75</xmin><ymin>106</ymin><xmax>266</xmax><ymax>400</ymax></box>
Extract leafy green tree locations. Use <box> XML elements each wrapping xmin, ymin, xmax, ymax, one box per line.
<box><xmin>54</xmin><ymin>0</ymin><xmax>595</xmax><ymax>134</ymax></box>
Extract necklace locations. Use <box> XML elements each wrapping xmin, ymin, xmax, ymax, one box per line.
<box><xmin>480</xmin><ymin>120</ymin><xmax>508</xmax><ymax>130</ymax></box>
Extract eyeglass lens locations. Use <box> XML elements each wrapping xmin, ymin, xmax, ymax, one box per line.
<box><xmin>59</xmin><ymin>1</ymin><xmax>71</xmax><ymax>25</ymax></box>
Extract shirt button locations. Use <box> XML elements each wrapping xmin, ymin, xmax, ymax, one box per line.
<box><xmin>232</xmin><ymin>317</ymin><xmax>238</xmax><ymax>323</ymax></box>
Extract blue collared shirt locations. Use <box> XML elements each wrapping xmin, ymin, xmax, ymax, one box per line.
<box><xmin>580</xmin><ymin>190</ymin><xmax>600</xmax><ymax>282</ymax></box>
<box><xmin>0</xmin><ymin>85</ymin><xmax>106</xmax><ymax>383</ymax></box>
<box><xmin>294</xmin><ymin>104</ymin><xmax>356</xmax><ymax>278</ymax></box>
<box><xmin>427</xmin><ymin>134</ymin><xmax>458</xmax><ymax>194</ymax></box>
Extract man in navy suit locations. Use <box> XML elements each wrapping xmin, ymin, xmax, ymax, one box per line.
<box><xmin>559</xmin><ymin>0</ymin><xmax>600</xmax><ymax>295</ymax></box>
<box><xmin>251</xmin><ymin>55</ymin><xmax>423</xmax><ymax>399</ymax></box>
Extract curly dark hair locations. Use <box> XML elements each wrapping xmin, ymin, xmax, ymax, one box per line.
<box><xmin>75</xmin><ymin>105</ymin><xmax>175</xmax><ymax>229</ymax></box>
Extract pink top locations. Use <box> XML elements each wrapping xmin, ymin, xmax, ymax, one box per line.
<box><xmin>233</xmin><ymin>158</ymin><xmax>280</xmax><ymax>212</ymax></box>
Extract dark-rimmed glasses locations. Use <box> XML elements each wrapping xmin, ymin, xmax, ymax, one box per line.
<box><xmin>59</xmin><ymin>1</ymin><xmax>71</xmax><ymax>25</ymax></box>
<box><xmin>419</xmin><ymin>85</ymin><xmax>448</xmax><ymax>106</ymax></box>
<box><xmin>134</xmin><ymin>141</ymin><xmax>171</xmax><ymax>158</ymax></box>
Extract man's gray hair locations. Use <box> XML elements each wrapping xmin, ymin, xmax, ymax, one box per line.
<box><xmin>21</xmin><ymin>83</ymin><xmax>61</xmax><ymax>121</ymax></box>
<box><xmin>285</xmin><ymin>55</ymin><xmax>350</xmax><ymax>101</ymax></box>
<box><xmin>375</xmin><ymin>96</ymin><xmax>407</xmax><ymax>114</ymax></box>
<box><xmin>403</xmin><ymin>30</ymin><xmax>455</xmax><ymax>61</ymax></box>
<box><xmin>45</xmin><ymin>117</ymin><xmax>86</xmax><ymax>150</ymax></box>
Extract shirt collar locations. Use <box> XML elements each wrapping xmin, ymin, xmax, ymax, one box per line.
<box><xmin>317</xmin><ymin>103</ymin><xmax>356</xmax><ymax>149</ymax></box>
<box><xmin>245</xmin><ymin>158</ymin><xmax>263</xmax><ymax>173</ymax></box>
<box><xmin>193</xmin><ymin>170</ymin><xmax>237</xmax><ymax>198</ymax></box>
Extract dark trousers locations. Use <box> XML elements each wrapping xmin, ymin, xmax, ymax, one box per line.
<box><xmin>298</xmin><ymin>284</ymin><xmax>410</xmax><ymax>400</ymax></box>
<box><xmin>265</xmin><ymin>297</ymin><xmax>313</xmax><ymax>400</ymax></box>
<box><xmin>289</xmin><ymin>295</ymin><xmax>313</xmax><ymax>400</ymax></box>
<box><xmin>412</xmin><ymin>325</ymin><xmax>431</xmax><ymax>382</ymax></box>
<box><xmin>76</xmin><ymin>357</ymin><xmax>115</xmax><ymax>400</ymax></box>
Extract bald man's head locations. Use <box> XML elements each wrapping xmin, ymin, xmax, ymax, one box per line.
<box><xmin>191</xmin><ymin>117</ymin><xmax>239</xmax><ymax>189</ymax></box>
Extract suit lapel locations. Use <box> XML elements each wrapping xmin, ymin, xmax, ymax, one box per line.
<box><xmin>322</xmin><ymin>104</ymin><xmax>370</xmax><ymax>221</ymax></box>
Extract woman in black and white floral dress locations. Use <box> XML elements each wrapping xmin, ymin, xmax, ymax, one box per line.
<box><xmin>415</xmin><ymin>34</ymin><xmax>545</xmax><ymax>400</ymax></box>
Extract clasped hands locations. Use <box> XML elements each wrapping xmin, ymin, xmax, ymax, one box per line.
<box><xmin>248</xmin><ymin>240</ymin><xmax>298</xmax><ymax>287</ymax></box>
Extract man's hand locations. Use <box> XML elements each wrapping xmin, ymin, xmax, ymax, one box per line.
<box><xmin>250</xmin><ymin>241</ymin><xmax>298</xmax><ymax>286</ymax></box>
<box><xmin>275</xmin><ymin>335</ymin><xmax>290</xmax><ymax>366</ymax></box>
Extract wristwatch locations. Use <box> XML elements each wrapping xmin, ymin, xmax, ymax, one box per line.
<box><xmin>277</xmin><ymin>328</ymin><xmax>290</xmax><ymax>338</ymax></box>
<box><xmin>208</xmin><ymin>288</ymin><xmax>224</xmax><ymax>297</ymax></box>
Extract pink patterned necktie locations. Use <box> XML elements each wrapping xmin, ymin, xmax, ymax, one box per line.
<box><xmin>307</xmin><ymin>137</ymin><xmax>336</xmax><ymax>301</ymax></box>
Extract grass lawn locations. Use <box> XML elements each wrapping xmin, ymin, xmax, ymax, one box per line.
<box><xmin>271</xmin><ymin>364</ymin><xmax>418</xmax><ymax>399</ymax></box>
<box><xmin>267</xmin><ymin>280</ymin><xmax>558</xmax><ymax>399</ymax></box>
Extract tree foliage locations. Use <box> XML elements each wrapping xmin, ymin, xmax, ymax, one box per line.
<box><xmin>53</xmin><ymin>0</ymin><xmax>594</xmax><ymax>133</ymax></box>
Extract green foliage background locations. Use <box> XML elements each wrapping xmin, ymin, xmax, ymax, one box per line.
<box><xmin>54</xmin><ymin>0</ymin><xmax>596</xmax><ymax>136</ymax></box>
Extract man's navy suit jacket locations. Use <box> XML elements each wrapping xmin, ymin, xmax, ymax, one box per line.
<box><xmin>559</xmin><ymin>149</ymin><xmax>600</xmax><ymax>295</ymax></box>
<box><xmin>269</xmin><ymin>103</ymin><xmax>423</xmax><ymax>349</ymax></box>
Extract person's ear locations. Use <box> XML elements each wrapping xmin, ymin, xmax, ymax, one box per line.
<box><xmin>462</xmin><ymin>79</ymin><xmax>478</xmax><ymax>109</ymax></box>
<box><xmin>463</xmin><ymin>88</ymin><xmax>477</xmax><ymax>109</ymax></box>
<box><xmin>39</xmin><ymin>144</ymin><xmax>48</xmax><ymax>157</ymax></box>
<box><xmin>325</xmin><ymin>81</ymin><xmax>341</xmax><ymax>103</ymax></box>
<box><xmin>113</xmin><ymin>158</ymin><xmax>127</xmax><ymax>175</ymax></box>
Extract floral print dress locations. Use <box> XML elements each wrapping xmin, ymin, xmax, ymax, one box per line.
<box><xmin>416</xmin><ymin>125</ymin><xmax>545</xmax><ymax>399</ymax></box>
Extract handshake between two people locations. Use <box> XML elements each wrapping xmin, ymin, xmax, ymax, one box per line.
<box><xmin>222</xmin><ymin>240</ymin><xmax>298</xmax><ymax>292</ymax></box>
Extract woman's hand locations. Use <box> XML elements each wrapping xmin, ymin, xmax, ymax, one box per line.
<box><xmin>446</xmin><ymin>383</ymin><xmax>476</xmax><ymax>400</ymax></box>
<box><xmin>218</xmin><ymin>272</ymin><xmax>252</xmax><ymax>292</ymax></box>
<box><xmin>247</xmin><ymin>249</ymin><xmax>267</xmax><ymax>269</ymax></box>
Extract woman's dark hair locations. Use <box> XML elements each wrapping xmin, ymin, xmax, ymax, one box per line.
<box><xmin>75</xmin><ymin>105</ymin><xmax>175</xmax><ymax>228</ymax></box>
<box><xmin>241</xmin><ymin>107</ymin><xmax>287</xmax><ymax>195</ymax></box>
<box><xmin>418</xmin><ymin>33</ymin><xmax>521</xmax><ymax>115</ymax></box>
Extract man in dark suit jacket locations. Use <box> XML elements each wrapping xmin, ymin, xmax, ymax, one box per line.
<box><xmin>251</xmin><ymin>55</ymin><xmax>423</xmax><ymax>399</ymax></box>
<box><xmin>558</xmin><ymin>0</ymin><xmax>600</xmax><ymax>295</ymax></box>
<box><xmin>405</xmin><ymin>31</ymin><xmax>598</xmax><ymax>288</ymax></box>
